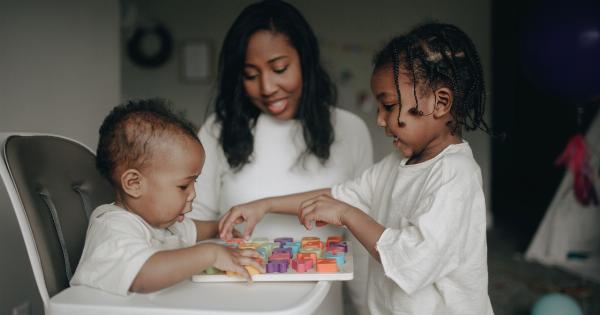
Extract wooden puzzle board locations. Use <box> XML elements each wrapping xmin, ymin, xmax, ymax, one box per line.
<box><xmin>191</xmin><ymin>238</ymin><xmax>354</xmax><ymax>282</ymax></box>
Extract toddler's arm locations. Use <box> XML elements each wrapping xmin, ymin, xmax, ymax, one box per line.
<box><xmin>193</xmin><ymin>220</ymin><xmax>219</xmax><ymax>241</ymax></box>
<box><xmin>130</xmin><ymin>244</ymin><xmax>264</xmax><ymax>293</ymax></box>
<box><xmin>219</xmin><ymin>188</ymin><xmax>331</xmax><ymax>239</ymax></box>
<box><xmin>298</xmin><ymin>194</ymin><xmax>385</xmax><ymax>262</ymax></box>
<box><xmin>194</xmin><ymin>220</ymin><xmax>244</xmax><ymax>241</ymax></box>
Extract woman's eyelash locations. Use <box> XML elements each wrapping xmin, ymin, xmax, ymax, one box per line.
<box><xmin>274</xmin><ymin>66</ymin><xmax>288</xmax><ymax>74</ymax></box>
<box><xmin>243</xmin><ymin>65</ymin><xmax>287</xmax><ymax>79</ymax></box>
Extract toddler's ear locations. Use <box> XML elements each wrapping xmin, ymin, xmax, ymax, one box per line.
<box><xmin>433</xmin><ymin>87</ymin><xmax>453</xmax><ymax>118</ymax></box>
<box><xmin>121</xmin><ymin>169</ymin><xmax>143</xmax><ymax>198</ymax></box>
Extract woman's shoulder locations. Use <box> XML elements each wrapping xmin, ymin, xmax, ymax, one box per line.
<box><xmin>200</xmin><ymin>113</ymin><xmax>219</xmax><ymax>129</ymax></box>
<box><xmin>332</xmin><ymin>107</ymin><xmax>364</xmax><ymax>123</ymax></box>
<box><xmin>198</xmin><ymin>113</ymin><xmax>221</xmax><ymax>139</ymax></box>
<box><xmin>331</xmin><ymin>108</ymin><xmax>369</xmax><ymax>133</ymax></box>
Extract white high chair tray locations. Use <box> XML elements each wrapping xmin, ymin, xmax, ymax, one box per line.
<box><xmin>48</xmin><ymin>280</ymin><xmax>333</xmax><ymax>315</ymax></box>
<box><xmin>191</xmin><ymin>239</ymin><xmax>353</xmax><ymax>282</ymax></box>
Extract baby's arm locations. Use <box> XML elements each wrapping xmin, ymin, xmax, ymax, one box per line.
<box><xmin>298</xmin><ymin>194</ymin><xmax>385</xmax><ymax>262</ymax></box>
<box><xmin>130</xmin><ymin>244</ymin><xmax>263</xmax><ymax>293</ymax></box>
<box><xmin>219</xmin><ymin>188</ymin><xmax>331</xmax><ymax>239</ymax></box>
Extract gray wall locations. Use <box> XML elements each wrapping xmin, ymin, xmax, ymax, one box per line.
<box><xmin>0</xmin><ymin>1</ymin><xmax>120</xmax><ymax>313</ymax></box>
<box><xmin>0</xmin><ymin>0</ymin><xmax>121</xmax><ymax>150</ymax></box>
<box><xmin>121</xmin><ymin>0</ymin><xmax>492</xmax><ymax>209</ymax></box>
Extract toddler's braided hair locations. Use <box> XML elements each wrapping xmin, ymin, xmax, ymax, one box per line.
<box><xmin>373</xmin><ymin>22</ymin><xmax>490</xmax><ymax>135</ymax></box>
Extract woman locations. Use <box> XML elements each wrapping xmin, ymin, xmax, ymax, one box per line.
<box><xmin>188</xmin><ymin>1</ymin><xmax>372</xmax><ymax>314</ymax></box>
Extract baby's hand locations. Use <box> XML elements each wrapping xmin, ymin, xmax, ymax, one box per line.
<box><xmin>211</xmin><ymin>245</ymin><xmax>265</xmax><ymax>282</ymax></box>
<box><xmin>298</xmin><ymin>194</ymin><xmax>355</xmax><ymax>230</ymax></box>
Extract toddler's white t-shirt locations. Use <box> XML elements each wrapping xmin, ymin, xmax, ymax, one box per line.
<box><xmin>332</xmin><ymin>142</ymin><xmax>494</xmax><ymax>315</ymax></box>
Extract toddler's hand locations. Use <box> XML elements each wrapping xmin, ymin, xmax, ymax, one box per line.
<box><xmin>211</xmin><ymin>245</ymin><xmax>265</xmax><ymax>282</ymax></box>
<box><xmin>298</xmin><ymin>194</ymin><xmax>355</xmax><ymax>230</ymax></box>
<box><xmin>219</xmin><ymin>201</ymin><xmax>269</xmax><ymax>240</ymax></box>
<box><xmin>231</xmin><ymin>228</ymin><xmax>244</xmax><ymax>239</ymax></box>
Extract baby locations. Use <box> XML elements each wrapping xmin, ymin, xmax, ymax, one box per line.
<box><xmin>70</xmin><ymin>99</ymin><xmax>263</xmax><ymax>295</ymax></box>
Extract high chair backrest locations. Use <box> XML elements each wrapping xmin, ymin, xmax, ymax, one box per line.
<box><xmin>0</xmin><ymin>133</ymin><xmax>114</xmax><ymax>306</ymax></box>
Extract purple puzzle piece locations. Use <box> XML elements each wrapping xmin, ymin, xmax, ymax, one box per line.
<box><xmin>274</xmin><ymin>237</ymin><xmax>293</xmax><ymax>247</ymax></box>
<box><xmin>272</xmin><ymin>247</ymin><xmax>293</xmax><ymax>256</ymax></box>
<box><xmin>266</xmin><ymin>260</ymin><xmax>289</xmax><ymax>273</ymax></box>
<box><xmin>328</xmin><ymin>241</ymin><xmax>348</xmax><ymax>253</ymax></box>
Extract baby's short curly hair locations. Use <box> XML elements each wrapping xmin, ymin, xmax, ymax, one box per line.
<box><xmin>96</xmin><ymin>98</ymin><xmax>200</xmax><ymax>187</ymax></box>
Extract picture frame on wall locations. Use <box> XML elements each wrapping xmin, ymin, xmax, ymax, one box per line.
<box><xmin>180</xmin><ymin>40</ymin><xmax>212</xmax><ymax>83</ymax></box>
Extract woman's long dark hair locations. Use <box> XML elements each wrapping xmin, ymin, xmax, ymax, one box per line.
<box><xmin>215</xmin><ymin>0</ymin><xmax>337</xmax><ymax>171</ymax></box>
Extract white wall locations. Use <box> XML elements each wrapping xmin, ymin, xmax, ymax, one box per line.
<box><xmin>120</xmin><ymin>0</ymin><xmax>492</xmax><ymax>205</ymax></box>
<box><xmin>0</xmin><ymin>0</ymin><xmax>120</xmax><ymax>149</ymax></box>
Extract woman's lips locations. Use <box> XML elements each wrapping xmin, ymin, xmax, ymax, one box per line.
<box><xmin>266</xmin><ymin>99</ymin><xmax>288</xmax><ymax>114</ymax></box>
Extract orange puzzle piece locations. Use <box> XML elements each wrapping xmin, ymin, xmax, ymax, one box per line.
<box><xmin>316</xmin><ymin>258</ymin><xmax>338</xmax><ymax>273</ymax></box>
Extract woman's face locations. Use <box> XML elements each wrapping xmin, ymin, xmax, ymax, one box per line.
<box><xmin>243</xmin><ymin>30</ymin><xmax>303</xmax><ymax>120</ymax></box>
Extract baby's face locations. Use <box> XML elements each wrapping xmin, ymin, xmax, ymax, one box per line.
<box><xmin>137</xmin><ymin>136</ymin><xmax>204</xmax><ymax>229</ymax></box>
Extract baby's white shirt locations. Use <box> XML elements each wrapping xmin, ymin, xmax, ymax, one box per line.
<box><xmin>70</xmin><ymin>203</ymin><xmax>197</xmax><ymax>296</ymax></box>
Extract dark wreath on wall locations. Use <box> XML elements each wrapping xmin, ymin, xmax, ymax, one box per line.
<box><xmin>126</xmin><ymin>23</ymin><xmax>173</xmax><ymax>68</ymax></box>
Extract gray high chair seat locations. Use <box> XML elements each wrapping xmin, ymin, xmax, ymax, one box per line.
<box><xmin>0</xmin><ymin>133</ymin><xmax>113</xmax><ymax>308</ymax></box>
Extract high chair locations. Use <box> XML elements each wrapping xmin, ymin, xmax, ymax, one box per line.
<box><xmin>0</xmin><ymin>132</ymin><xmax>339</xmax><ymax>315</ymax></box>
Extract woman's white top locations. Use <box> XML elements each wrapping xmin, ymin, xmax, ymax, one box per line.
<box><xmin>189</xmin><ymin>108</ymin><xmax>373</xmax><ymax>239</ymax></box>
<box><xmin>332</xmin><ymin>142</ymin><xmax>494</xmax><ymax>315</ymax></box>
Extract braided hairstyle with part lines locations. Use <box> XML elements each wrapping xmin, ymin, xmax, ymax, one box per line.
<box><xmin>373</xmin><ymin>22</ymin><xmax>490</xmax><ymax>136</ymax></box>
